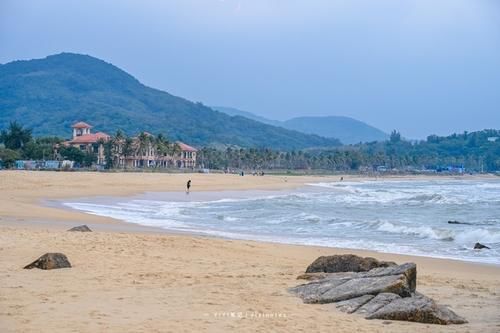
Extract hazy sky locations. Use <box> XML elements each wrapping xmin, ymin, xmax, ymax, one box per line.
<box><xmin>1</xmin><ymin>0</ymin><xmax>499</xmax><ymax>138</ymax></box>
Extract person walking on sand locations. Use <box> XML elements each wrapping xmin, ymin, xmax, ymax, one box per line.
<box><xmin>186</xmin><ymin>179</ymin><xmax>191</xmax><ymax>194</ymax></box>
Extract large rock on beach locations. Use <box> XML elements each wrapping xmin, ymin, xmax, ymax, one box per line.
<box><xmin>290</xmin><ymin>263</ymin><xmax>416</xmax><ymax>304</ymax></box>
<box><xmin>289</xmin><ymin>256</ymin><xmax>466</xmax><ymax>325</ymax></box>
<box><xmin>366</xmin><ymin>294</ymin><xmax>468</xmax><ymax>325</ymax></box>
<box><xmin>24</xmin><ymin>253</ymin><xmax>71</xmax><ymax>270</ymax></box>
<box><xmin>68</xmin><ymin>225</ymin><xmax>92</xmax><ymax>232</ymax></box>
<box><xmin>305</xmin><ymin>254</ymin><xmax>396</xmax><ymax>273</ymax></box>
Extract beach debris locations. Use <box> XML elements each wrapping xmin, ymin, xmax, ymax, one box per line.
<box><xmin>289</xmin><ymin>256</ymin><xmax>467</xmax><ymax>325</ymax></box>
<box><xmin>473</xmin><ymin>242</ymin><xmax>490</xmax><ymax>250</ymax></box>
<box><xmin>305</xmin><ymin>254</ymin><xmax>396</xmax><ymax>274</ymax></box>
<box><xmin>68</xmin><ymin>225</ymin><xmax>92</xmax><ymax>232</ymax></box>
<box><xmin>24</xmin><ymin>253</ymin><xmax>71</xmax><ymax>270</ymax></box>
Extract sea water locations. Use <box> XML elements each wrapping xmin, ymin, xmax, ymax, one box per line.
<box><xmin>64</xmin><ymin>179</ymin><xmax>500</xmax><ymax>265</ymax></box>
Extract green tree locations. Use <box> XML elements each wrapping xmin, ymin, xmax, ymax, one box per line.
<box><xmin>59</xmin><ymin>146</ymin><xmax>85</xmax><ymax>164</ymax></box>
<box><xmin>0</xmin><ymin>148</ymin><xmax>20</xmax><ymax>168</ymax></box>
<box><xmin>0</xmin><ymin>121</ymin><xmax>33</xmax><ymax>150</ymax></box>
<box><xmin>390</xmin><ymin>130</ymin><xmax>401</xmax><ymax>143</ymax></box>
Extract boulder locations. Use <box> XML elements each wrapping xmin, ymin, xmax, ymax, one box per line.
<box><xmin>290</xmin><ymin>263</ymin><xmax>416</xmax><ymax>304</ymax></box>
<box><xmin>366</xmin><ymin>294</ymin><xmax>468</xmax><ymax>325</ymax></box>
<box><xmin>474</xmin><ymin>242</ymin><xmax>490</xmax><ymax>250</ymax></box>
<box><xmin>305</xmin><ymin>254</ymin><xmax>396</xmax><ymax>273</ymax></box>
<box><xmin>24</xmin><ymin>253</ymin><xmax>71</xmax><ymax>270</ymax></box>
<box><xmin>335</xmin><ymin>295</ymin><xmax>374</xmax><ymax>314</ymax></box>
<box><xmin>289</xmin><ymin>257</ymin><xmax>466</xmax><ymax>325</ymax></box>
<box><xmin>68</xmin><ymin>225</ymin><xmax>92</xmax><ymax>232</ymax></box>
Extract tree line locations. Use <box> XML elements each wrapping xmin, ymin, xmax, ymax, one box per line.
<box><xmin>1</xmin><ymin>121</ymin><xmax>499</xmax><ymax>172</ymax></box>
<box><xmin>199</xmin><ymin>130</ymin><xmax>500</xmax><ymax>172</ymax></box>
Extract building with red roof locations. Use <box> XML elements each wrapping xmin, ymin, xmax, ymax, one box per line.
<box><xmin>60</xmin><ymin>121</ymin><xmax>197</xmax><ymax>169</ymax></box>
<box><xmin>59</xmin><ymin>122</ymin><xmax>110</xmax><ymax>165</ymax></box>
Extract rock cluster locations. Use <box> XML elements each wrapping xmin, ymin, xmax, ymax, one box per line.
<box><xmin>24</xmin><ymin>253</ymin><xmax>71</xmax><ymax>270</ymax></box>
<box><xmin>289</xmin><ymin>255</ymin><xmax>467</xmax><ymax>325</ymax></box>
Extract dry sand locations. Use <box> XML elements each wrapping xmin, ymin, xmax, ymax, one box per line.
<box><xmin>0</xmin><ymin>171</ymin><xmax>499</xmax><ymax>332</ymax></box>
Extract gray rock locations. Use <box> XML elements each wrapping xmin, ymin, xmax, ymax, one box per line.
<box><xmin>355</xmin><ymin>293</ymin><xmax>401</xmax><ymax>316</ymax></box>
<box><xmin>305</xmin><ymin>254</ymin><xmax>396</xmax><ymax>273</ymax></box>
<box><xmin>474</xmin><ymin>242</ymin><xmax>490</xmax><ymax>250</ymax></box>
<box><xmin>335</xmin><ymin>295</ymin><xmax>374</xmax><ymax>313</ymax></box>
<box><xmin>290</xmin><ymin>263</ymin><xmax>415</xmax><ymax>304</ymax></box>
<box><xmin>68</xmin><ymin>225</ymin><xmax>92</xmax><ymax>232</ymax></box>
<box><xmin>366</xmin><ymin>294</ymin><xmax>468</xmax><ymax>325</ymax></box>
<box><xmin>24</xmin><ymin>253</ymin><xmax>71</xmax><ymax>270</ymax></box>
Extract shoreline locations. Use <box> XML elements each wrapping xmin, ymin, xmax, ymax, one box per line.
<box><xmin>1</xmin><ymin>171</ymin><xmax>499</xmax><ymax>332</ymax></box>
<box><xmin>1</xmin><ymin>170</ymin><xmax>498</xmax><ymax>265</ymax></box>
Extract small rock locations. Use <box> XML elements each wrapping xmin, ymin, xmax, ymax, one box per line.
<box><xmin>474</xmin><ymin>242</ymin><xmax>490</xmax><ymax>250</ymax></box>
<box><xmin>24</xmin><ymin>253</ymin><xmax>71</xmax><ymax>270</ymax></box>
<box><xmin>68</xmin><ymin>225</ymin><xmax>92</xmax><ymax>232</ymax></box>
<box><xmin>305</xmin><ymin>254</ymin><xmax>396</xmax><ymax>273</ymax></box>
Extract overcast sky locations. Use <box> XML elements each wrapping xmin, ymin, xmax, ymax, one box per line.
<box><xmin>1</xmin><ymin>0</ymin><xmax>499</xmax><ymax>138</ymax></box>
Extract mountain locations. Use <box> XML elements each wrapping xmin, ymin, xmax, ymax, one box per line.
<box><xmin>213</xmin><ymin>107</ymin><xmax>388</xmax><ymax>144</ymax></box>
<box><xmin>0</xmin><ymin>53</ymin><xmax>340</xmax><ymax>150</ymax></box>
<box><xmin>282</xmin><ymin>116</ymin><xmax>388</xmax><ymax>144</ymax></box>
<box><xmin>212</xmin><ymin>106</ymin><xmax>282</xmax><ymax>127</ymax></box>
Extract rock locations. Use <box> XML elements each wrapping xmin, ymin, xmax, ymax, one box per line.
<box><xmin>447</xmin><ymin>220</ymin><xmax>472</xmax><ymax>225</ymax></box>
<box><xmin>474</xmin><ymin>242</ymin><xmax>490</xmax><ymax>250</ymax></box>
<box><xmin>290</xmin><ymin>263</ymin><xmax>416</xmax><ymax>304</ymax></box>
<box><xmin>24</xmin><ymin>253</ymin><xmax>71</xmax><ymax>270</ymax></box>
<box><xmin>366</xmin><ymin>294</ymin><xmax>468</xmax><ymax>325</ymax></box>
<box><xmin>68</xmin><ymin>225</ymin><xmax>92</xmax><ymax>232</ymax></box>
<box><xmin>362</xmin><ymin>262</ymin><xmax>417</xmax><ymax>292</ymax></box>
<box><xmin>305</xmin><ymin>254</ymin><xmax>396</xmax><ymax>273</ymax></box>
<box><xmin>355</xmin><ymin>293</ymin><xmax>401</xmax><ymax>316</ymax></box>
<box><xmin>335</xmin><ymin>295</ymin><xmax>374</xmax><ymax>313</ymax></box>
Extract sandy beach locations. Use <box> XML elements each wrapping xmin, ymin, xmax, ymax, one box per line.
<box><xmin>1</xmin><ymin>171</ymin><xmax>499</xmax><ymax>332</ymax></box>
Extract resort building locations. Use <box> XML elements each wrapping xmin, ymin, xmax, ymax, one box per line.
<box><xmin>59</xmin><ymin>122</ymin><xmax>197</xmax><ymax>168</ymax></box>
<box><xmin>65</xmin><ymin>122</ymin><xmax>110</xmax><ymax>164</ymax></box>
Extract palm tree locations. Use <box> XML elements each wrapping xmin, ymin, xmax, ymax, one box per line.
<box><xmin>171</xmin><ymin>142</ymin><xmax>182</xmax><ymax>168</ymax></box>
<box><xmin>137</xmin><ymin>132</ymin><xmax>151</xmax><ymax>167</ymax></box>
<box><xmin>122</xmin><ymin>137</ymin><xmax>135</xmax><ymax>169</ymax></box>
<box><xmin>0</xmin><ymin>121</ymin><xmax>33</xmax><ymax>150</ymax></box>
<box><xmin>155</xmin><ymin>134</ymin><xmax>170</xmax><ymax>167</ymax></box>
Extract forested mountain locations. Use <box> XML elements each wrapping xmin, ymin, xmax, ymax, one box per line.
<box><xmin>0</xmin><ymin>53</ymin><xmax>340</xmax><ymax>150</ymax></box>
<box><xmin>213</xmin><ymin>107</ymin><xmax>388</xmax><ymax>144</ymax></box>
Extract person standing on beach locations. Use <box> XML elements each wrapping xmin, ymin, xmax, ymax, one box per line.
<box><xmin>186</xmin><ymin>179</ymin><xmax>191</xmax><ymax>194</ymax></box>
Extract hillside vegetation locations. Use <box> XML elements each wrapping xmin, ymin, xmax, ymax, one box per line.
<box><xmin>0</xmin><ymin>53</ymin><xmax>340</xmax><ymax>150</ymax></box>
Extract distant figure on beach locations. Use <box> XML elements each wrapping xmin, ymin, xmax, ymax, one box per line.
<box><xmin>186</xmin><ymin>179</ymin><xmax>191</xmax><ymax>194</ymax></box>
<box><xmin>340</xmin><ymin>176</ymin><xmax>344</xmax><ymax>181</ymax></box>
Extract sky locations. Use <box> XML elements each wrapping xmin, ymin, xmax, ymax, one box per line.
<box><xmin>1</xmin><ymin>0</ymin><xmax>499</xmax><ymax>138</ymax></box>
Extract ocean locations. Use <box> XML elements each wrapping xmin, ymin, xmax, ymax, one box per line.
<box><xmin>64</xmin><ymin>179</ymin><xmax>500</xmax><ymax>265</ymax></box>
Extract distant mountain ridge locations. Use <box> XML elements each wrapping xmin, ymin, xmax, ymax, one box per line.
<box><xmin>213</xmin><ymin>107</ymin><xmax>388</xmax><ymax>144</ymax></box>
<box><xmin>0</xmin><ymin>53</ymin><xmax>340</xmax><ymax>150</ymax></box>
